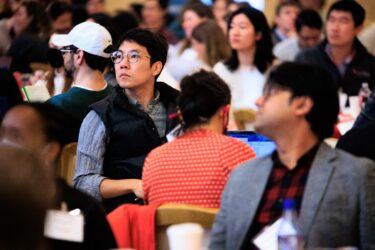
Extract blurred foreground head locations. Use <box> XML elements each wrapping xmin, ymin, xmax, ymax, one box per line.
<box><xmin>0</xmin><ymin>144</ymin><xmax>54</xmax><ymax>249</ymax></box>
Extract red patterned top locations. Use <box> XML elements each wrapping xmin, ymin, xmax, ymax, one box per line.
<box><xmin>142</xmin><ymin>129</ymin><xmax>256</xmax><ymax>208</ymax></box>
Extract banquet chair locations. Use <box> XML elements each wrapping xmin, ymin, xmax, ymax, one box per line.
<box><xmin>233</xmin><ymin>108</ymin><xmax>256</xmax><ymax>130</ymax></box>
<box><xmin>155</xmin><ymin>204</ymin><xmax>218</xmax><ymax>250</ymax></box>
<box><xmin>57</xmin><ymin>142</ymin><xmax>77</xmax><ymax>186</ymax></box>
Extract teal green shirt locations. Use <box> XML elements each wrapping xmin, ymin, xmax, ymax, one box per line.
<box><xmin>47</xmin><ymin>84</ymin><xmax>112</xmax><ymax>123</ymax></box>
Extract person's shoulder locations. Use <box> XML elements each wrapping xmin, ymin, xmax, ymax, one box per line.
<box><xmin>295</xmin><ymin>44</ymin><xmax>323</xmax><ymax>62</ymax></box>
<box><xmin>156</xmin><ymin>81</ymin><xmax>180</xmax><ymax>101</ymax></box>
<box><xmin>333</xmin><ymin>146</ymin><xmax>375</xmax><ymax>173</ymax></box>
<box><xmin>213</xmin><ymin>61</ymin><xmax>227</xmax><ymax>72</ymax></box>
<box><xmin>220</xmin><ymin>134</ymin><xmax>251</xmax><ymax>149</ymax></box>
<box><xmin>231</xmin><ymin>155</ymin><xmax>270</xmax><ymax>175</ymax></box>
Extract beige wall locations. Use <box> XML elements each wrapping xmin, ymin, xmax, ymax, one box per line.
<box><xmin>105</xmin><ymin>0</ymin><xmax>144</xmax><ymax>15</ymax></box>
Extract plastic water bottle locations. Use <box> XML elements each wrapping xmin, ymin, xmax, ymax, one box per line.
<box><xmin>278</xmin><ymin>199</ymin><xmax>305</xmax><ymax>250</ymax></box>
<box><xmin>358</xmin><ymin>82</ymin><xmax>372</xmax><ymax>108</ymax></box>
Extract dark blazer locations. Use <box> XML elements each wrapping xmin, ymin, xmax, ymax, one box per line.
<box><xmin>210</xmin><ymin>143</ymin><xmax>375</xmax><ymax>250</ymax></box>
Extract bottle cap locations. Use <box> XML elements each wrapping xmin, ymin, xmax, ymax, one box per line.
<box><xmin>283</xmin><ymin>199</ymin><xmax>296</xmax><ymax>210</ymax></box>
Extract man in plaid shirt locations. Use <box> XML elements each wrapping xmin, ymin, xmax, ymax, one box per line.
<box><xmin>210</xmin><ymin>62</ymin><xmax>375</xmax><ymax>250</ymax></box>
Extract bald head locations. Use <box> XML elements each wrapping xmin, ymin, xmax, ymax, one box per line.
<box><xmin>1</xmin><ymin>105</ymin><xmax>47</xmax><ymax>153</ymax></box>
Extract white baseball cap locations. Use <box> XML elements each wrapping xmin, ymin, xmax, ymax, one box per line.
<box><xmin>51</xmin><ymin>21</ymin><xmax>112</xmax><ymax>58</ymax></box>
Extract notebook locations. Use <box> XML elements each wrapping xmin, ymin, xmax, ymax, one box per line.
<box><xmin>226</xmin><ymin>131</ymin><xmax>276</xmax><ymax>157</ymax></box>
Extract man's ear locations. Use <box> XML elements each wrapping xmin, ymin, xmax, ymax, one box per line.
<box><xmin>294</xmin><ymin>96</ymin><xmax>314</xmax><ymax>116</ymax></box>
<box><xmin>45</xmin><ymin>142</ymin><xmax>61</xmax><ymax>164</ymax></box>
<box><xmin>75</xmin><ymin>49</ymin><xmax>84</xmax><ymax>65</ymax></box>
<box><xmin>151</xmin><ymin>61</ymin><xmax>163</xmax><ymax>76</ymax></box>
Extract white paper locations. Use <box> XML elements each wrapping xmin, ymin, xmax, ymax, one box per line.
<box><xmin>44</xmin><ymin>209</ymin><xmax>84</xmax><ymax>242</ymax></box>
<box><xmin>22</xmin><ymin>85</ymin><xmax>51</xmax><ymax>102</ymax></box>
<box><xmin>253</xmin><ymin>218</ymin><xmax>282</xmax><ymax>250</ymax></box>
<box><xmin>337</xmin><ymin>121</ymin><xmax>354</xmax><ymax>135</ymax></box>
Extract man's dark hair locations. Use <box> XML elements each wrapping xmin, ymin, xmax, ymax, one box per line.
<box><xmin>178</xmin><ymin>70</ymin><xmax>231</xmax><ymax>131</ymax></box>
<box><xmin>18</xmin><ymin>102</ymin><xmax>76</xmax><ymax>147</ymax></box>
<box><xmin>266</xmin><ymin>62</ymin><xmax>339</xmax><ymax>140</ymax></box>
<box><xmin>225</xmin><ymin>7</ymin><xmax>273</xmax><ymax>73</ymax></box>
<box><xmin>275</xmin><ymin>0</ymin><xmax>301</xmax><ymax>16</ymax></box>
<box><xmin>69</xmin><ymin>44</ymin><xmax>110</xmax><ymax>72</ymax></box>
<box><xmin>116</xmin><ymin>28</ymin><xmax>168</xmax><ymax>78</ymax></box>
<box><xmin>327</xmin><ymin>0</ymin><xmax>365</xmax><ymax>27</ymax></box>
<box><xmin>46</xmin><ymin>1</ymin><xmax>72</xmax><ymax>21</ymax></box>
<box><xmin>295</xmin><ymin>9</ymin><xmax>323</xmax><ymax>32</ymax></box>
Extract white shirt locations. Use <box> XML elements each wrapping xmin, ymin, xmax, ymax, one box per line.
<box><xmin>166</xmin><ymin>42</ymin><xmax>205</xmax><ymax>82</ymax></box>
<box><xmin>273</xmin><ymin>37</ymin><xmax>301</xmax><ymax>62</ymax></box>
<box><xmin>213</xmin><ymin>61</ymin><xmax>265</xmax><ymax>111</ymax></box>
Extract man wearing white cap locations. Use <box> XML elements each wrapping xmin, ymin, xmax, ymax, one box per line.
<box><xmin>47</xmin><ymin>21</ymin><xmax>113</xmax><ymax>139</ymax></box>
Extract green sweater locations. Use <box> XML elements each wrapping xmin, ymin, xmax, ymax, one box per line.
<box><xmin>47</xmin><ymin>85</ymin><xmax>112</xmax><ymax>123</ymax></box>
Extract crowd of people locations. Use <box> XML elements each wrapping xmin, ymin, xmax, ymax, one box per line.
<box><xmin>1</xmin><ymin>0</ymin><xmax>375</xmax><ymax>249</ymax></box>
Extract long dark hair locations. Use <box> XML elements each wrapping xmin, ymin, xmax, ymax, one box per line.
<box><xmin>224</xmin><ymin>7</ymin><xmax>273</xmax><ymax>73</ymax></box>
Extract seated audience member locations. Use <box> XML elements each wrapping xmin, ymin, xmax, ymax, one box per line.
<box><xmin>336</xmin><ymin>120</ymin><xmax>375</xmax><ymax>162</ymax></box>
<box><xmin>273</xmin><ymin>9</ymin><xmax>322</xmax><ymax>62</ymax></box>
<box><xmin>74</xmin><ymin>28</ymin><xmax>179</xmax><ymax>213</ymax></box>
<box><xmin>86</xmin><ymin>0</ymin><xmax>105</xmax><ymax>15</ymax></box>
<box><xmin>0</xmin><ymin>144</ymin><xmax>54</xmax><ymax>250</ymax></box>
<box><xmin>271</xmin><ymin>0</ymin><xmax>301</xmax><ymax>45</ymax></box>
<box><xmin>191</xmin><ymin>20</ymin><xmax>231</xmax><ymax>71</ymax></box>
<box><xmin>213</xmin><ymin>7</ymin><xmax>273</xmax><ymax>117</ymax></box>
<box><xmin>7</xmin><ymin>1</ymin><xmax>51</xmax><ymax>73</ymax></box>
<box><xmin>47</xmin><ymin>21</ymin><xmax>113</xmax><ymax>139</ymax></box>
<box><xmin>296</xmin><ymin>0</ymin><xmax>375</xmax><ymax>96</ymax></box>
<box><xmin>209</xmin><ymin>62</ymin><xmax>375</xmax><ymax>250</ymax></box>
<box><xmin>165</xmin><ymin>3</ymin><xmax>214</xmax><ymax>81</ymax></box>
<box><xmin>0</xmin><ymin>102</ymin><xmax>117</xmax><ymax>250</ymax></box>
<box><xmin>143</xmin><ymin>70</ymin><xmax>255</xmax><ymax>208</ymax></box>
<box><xmin>47</xmin><ymin>1</ymin><xmax>73</xmax><ymax>34</ymax></box>
<box><xmin>140</xmin><ymin>0</ymin><xmax>178</xmax><ymax>45</ymax></box>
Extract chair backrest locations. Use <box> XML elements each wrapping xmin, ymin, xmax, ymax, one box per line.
<box><xmin>57</xmin><ymin>142</ymin><xmax>77</xmax><ymax>186</ymax></box>
<box><xmin>233</xmin><ymin>108</ymin><xmax>256</xmax><ymax>130</ymax></box>
<box><xmin>155</xmin><ymin>204</ymin><xmax>218</xmax><ymax>250</ymax></box>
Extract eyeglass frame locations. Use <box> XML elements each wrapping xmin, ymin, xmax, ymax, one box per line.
<box><xmin>59</xmin><ymin>45</ymin><xmax>78</xmax><ymax>55</ymax></box>
<box><xmin>110</xmin><ymin>50</ymin><xmax>151</xmax><ymax>64</ymax></box>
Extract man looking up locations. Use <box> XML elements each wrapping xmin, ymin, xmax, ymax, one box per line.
<box><xmin>0</xmin><ymin>102</ymin><xmax>117</xmax><ymax>250</ymax></box>
<box><xmin>74</xmin><ymin>28</ymin><xmax>179</xmax><ymax>212</ymax></box>
<box><xmin>271</xmin><ymin>0</ymin><xmax>301</xmax><ymax>45</ymax></box>
<box><xmin>296</xmin><ymin>0</ymin><xmax>375</xmax><ymax>96</ymax></box>
<box><xmin>209</xmin><ymin>62</ymin><xmax>375</xmax><ymax>249</ymax></box>
<box><xmin>48</xmin><ymin>21</ymin><xmax>113</xmax><ymax>140</ymax></box>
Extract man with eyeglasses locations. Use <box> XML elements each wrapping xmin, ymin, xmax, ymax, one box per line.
<box><xmin>47</xmin><ymin>21</ymin><xmax>113</xmax><ymax>140</ymax></box>
<box><xmin>73</xmin><ymin>28</ymin><xmax>179</xmax><ymax>212</ymax></box>
<box><xmin>209</xmin><ymin>62</ymin><xmax>375</xmax><ymax>249</ymax></box>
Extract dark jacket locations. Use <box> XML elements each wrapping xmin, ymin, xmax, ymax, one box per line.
<box><xmin>90</xmin><ymin>82</ymin><xmax>179</xmax><ymax>212</ymax></box>
<box><xmin>295</xmin><ymin>39</ymin><xmax>375</xmax><ymax>96</ymax></box>
<box><xmin>337</xmin><ymin>120</ymin><xmax>375</xmax><ymax>162</ymax></box>
<box><xmin>48</xmin><ymin>178</ymin><xmax>117</xmax><ymax>250</ymax></box>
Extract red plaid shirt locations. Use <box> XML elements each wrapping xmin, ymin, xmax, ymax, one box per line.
<box><xmin>242</xmin><ymin>144</ymin><xmax>319</xmax><ymax>249</ymax></box>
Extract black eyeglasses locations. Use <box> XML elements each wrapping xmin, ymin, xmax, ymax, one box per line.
<box><xmin>110</xmin><ymin>50</ymin><xmax>151</xmax><ymax>64</ymax></box>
